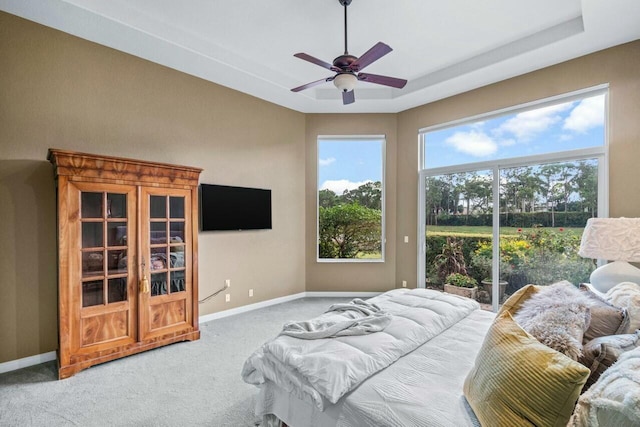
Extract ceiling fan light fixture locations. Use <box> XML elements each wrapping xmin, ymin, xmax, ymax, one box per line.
<box><xmin>333</xmin><ymin>73</ymin><xmax>357</xmax><ymax>92</ymax></box>
<box><xmin>290</xmin><ymin>0</ymin><xmax>406</xmax><ymax>104</ymax></box>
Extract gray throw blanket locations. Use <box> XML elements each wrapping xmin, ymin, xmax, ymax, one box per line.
<box><xmin>279</xmin><ymin>299</ymin><xmax>391</xmax><ymax>339</ymax></box>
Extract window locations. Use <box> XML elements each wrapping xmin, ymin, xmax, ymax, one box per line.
<box><xmin>317</xmin><ymin>136</ymin><xmax>385</xmax><ymax>262</ymax></box>
<box><xmin>423</xmin><ymin>91</ymin><xmax>606</xmax><ymax>169</ymax></box>
<box><xmin>419</xmin><ymin>86</ymin><xmax>607</xmax><ymax>310</ymax></box>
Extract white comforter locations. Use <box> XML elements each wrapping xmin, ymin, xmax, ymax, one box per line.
<box><xmin>242</xmin><ymin>288</ymin><xmax>480</xmax><ymax>409</ymax></box>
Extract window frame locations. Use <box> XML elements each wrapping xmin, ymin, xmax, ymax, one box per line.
<box><xmin>417</xmin><ymin>86</ymin><xmax>609</xmax><ymax>307</ymax></box>
<box><xmin>317</xmin><ymin>135</ymin><xmax>387</xmax><ymax>263</ymax></box>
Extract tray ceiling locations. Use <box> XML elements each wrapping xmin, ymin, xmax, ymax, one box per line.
<box><xmin>2</xmin><ymin>0</ymin><xmax>640</xmax><ymax>113</ymax></box>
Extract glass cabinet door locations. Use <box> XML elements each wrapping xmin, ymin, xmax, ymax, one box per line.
<box><xmin>148</xmin><ymin>195</ymin><xmax>187</xmax><ymax>296</ymax></box>
<box><xmin>140</xmin><ymin>187</ymin><xmax>192</xmax><ymax>338</ymax></box>
<box><xmin>80</xmin><ymin>191</ymin><xmax>129</xmax><ymax>307</ymax></box>
<box><xmin>73</xmin><ymin>182</ymin><xmax>137</xmax><ymax>349</ymax></box>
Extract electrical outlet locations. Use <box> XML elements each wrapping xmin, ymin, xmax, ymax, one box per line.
<box><xmin>225</xmin><ymin>279</ymin><xmax>231</xmax><ymax>288</ymax></box>
<box><xmin>249</xmin><ymin>289</ymin><xmax>254</xmax><ymax>297</ymax></box>
<box><xmin>402</xmin><ymin>280</ymin><xmax>407</xmax><ymax>288</ymax></box>
<box><xmin>404</xmin><ymin>236</ymin><xmax>409</xmax><ymax>243</ymax></box>
<box><xmin>225</xmin><ymin>293</ymin><xmax>230</xmax><ymax>302</ymax></box>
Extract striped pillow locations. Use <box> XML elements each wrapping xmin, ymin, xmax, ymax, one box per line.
<box><xmin>464</xmin><ymin>311</ymin><xmax>590</xmax><ymax>426</ymax></box>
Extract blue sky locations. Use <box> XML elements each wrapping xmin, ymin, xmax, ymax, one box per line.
<box><xmin>318</xmin><ymin>139</ymin><xmax>383</xmax><ymax>195</ymax></box>
<box><xmin>317</xmin><ymin>94</ymin><xmax>605</xmax><ymax>194</ymax></box>
<box><xmin>424</xmin><ymin>94</ymin><xmax>605</xmax><ymax>168</ymax></box>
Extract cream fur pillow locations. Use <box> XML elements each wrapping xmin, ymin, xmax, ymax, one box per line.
<box><xmin>514</xmin><ymin>281</ymin><xmax>591</xmax><ymax>360</ymax></box>
<box><xmin>606</xmin><ymin>282</ymin><xmax>640</xmax><ymax>333</ymax></box>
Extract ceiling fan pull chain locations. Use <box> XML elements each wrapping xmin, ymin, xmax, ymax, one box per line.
<box><xmin>343</xmin><ymin>0</ymin><xmax>349</xmax><ymax>54</ymax></box>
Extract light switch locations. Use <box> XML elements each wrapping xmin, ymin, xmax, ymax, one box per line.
<box><xmin>404</xmin><ymin>236</ymin><xmax>409</xmax><ymax>243</ymax></box>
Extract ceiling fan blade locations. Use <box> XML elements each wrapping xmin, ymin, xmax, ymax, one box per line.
<box><xmin>294</xmin><ymin>53</ymin><xmax>341</xmax><ymax>72</ymax></box>
<box><xmin>348</xmin><ymin>42</ymin><xmax>392</xmax><ymax>72</ymax></box>
<box><xmin>357</xmin><ymin>72</ymin><xmax>407</xmax><ymax>89</ymax></box>
<box><xmin>342</xmin><ymin>90</ymin><xmax>355</xmax><ymax>105</ymax></box>
<box><xmin>291</xmin><ymin>77</ymin><xmax>332</xmax><ymax>92</ymax></box>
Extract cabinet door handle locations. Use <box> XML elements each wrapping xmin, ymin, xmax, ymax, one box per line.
<box><xmin>140</xmin><ymin>257</ymin><xmax>150</xmax><ymax>294</ymax></box>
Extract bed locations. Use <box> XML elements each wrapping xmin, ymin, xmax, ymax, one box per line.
<box><xmin>242</xmin><ymin>288</ymin><xmax>495</xmax><ymax>427</ymax></box>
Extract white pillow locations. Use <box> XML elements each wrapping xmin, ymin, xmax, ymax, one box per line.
<box><xmin>569</xmin><ymin>347</ymin><xmax>640</xmax><ymax>426</ymax></box>
<box><xmin>606</xmin><ymin>282</ymin><xmax>640</xmax><ymax>333</ymax></box>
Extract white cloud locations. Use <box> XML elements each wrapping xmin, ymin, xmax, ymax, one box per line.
<box><xmin>497</xmin><ymin>102</ymin><xmax>573</xmax><ymax>140</ymax></box>
<box><xmin>563</xmin><ymin>95</ymin><xmax>605</xmax><ymax>133</ymax></box>
<box><xmin>499</xmin><ymin>138</ymin><xmax>516</xmax><ymax>147</ymax></box>
<box><xmin>319</xmin><ymin>157</ymin><xmax>336</xmax><ymax>167</ymax></box>
<box><xmin>445</xmin><ymin>130</ymin><xmax>497</xmax><ymax>157</ymax></box>
<box><xmin>320</xmin><ymin>179</ymin><xmax>371</xmax><ymax>195</ymax></box>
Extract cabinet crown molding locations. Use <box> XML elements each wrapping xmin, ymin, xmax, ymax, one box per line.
<box><xmin>48</xmin><ymin>148</ymin><xmax>203</xmax><ymax>187</ymax></box>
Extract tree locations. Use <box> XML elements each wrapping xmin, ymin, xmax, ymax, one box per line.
<box><xmin>540</xmin><ymin>163</ymin><xmax>577</xmax><ymax>213</ymax></box>
<box><xmin>319</xmin><ymin>189</ymin><xmax>339</xmax><ymax>208</ymax></box>
<box><xmin>461</xmin><ymin>173</ymin><xmax>492</xmax><ymax>215</ymax></box>
<box><xmin>517</xmin><ymin>169</ymin><xmax>545</xmax><ymax>213</ymax></box>
<box><xmin>575</xmin><ymin>161</ymin><xmax>597</xmax><ymax>217</ymax></box>
<box><xmin>425</xmin><ymin>177</ymin><xmax>448</xmax><ymax>225</ymax></box>
<box><xmin>342</xmin><ymin>181</ymin><xmax>382</xmax><ymax>210</ymax></box>
<box><xmin>319</xmin><ymin>203</ymin><xmax>382</xmax><ymax>258</ymax></box>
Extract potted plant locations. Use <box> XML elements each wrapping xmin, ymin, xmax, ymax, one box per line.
<box><xmin>444</xmin><ymin>273</ymin><xmax>478</xmax><ymax>300</ymax></box>
<box><xmin>470</xmin><ymin>245</ymin><xmax>510</xmax><ymax>303</ymax></box>
<box><xmin>480</xmin><ymin>278</ymin><xmax>509</xmax><ymax>303</ymax></box>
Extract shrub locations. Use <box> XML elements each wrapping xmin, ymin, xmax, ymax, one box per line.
<box><xmin>434</xmin><ymin>237</ymin><xmax>468</xmax><ymax>281</ymax></box>
<box><xmin>445</xmin><ymin>273</ymin><xmax>478</xmax><ymax>288</ymax></box>
<box><xmin>319</xmin><ymin>203</ymin><xmax>381</xmax><ymax>258</ymax></box>
<box><xmin>431</xmin><ymin>212</ymin><xmax>593</xmax><ymax>228</ymax></box>
<box><xmin>470</xmin><ymin>228</ymin><xmax>592</xmax><ymax>286</ymax></box>
<box><xmin>427</xmin><ymin>234</ymin><xmax>489</xmax><ymax>283</ymax></box>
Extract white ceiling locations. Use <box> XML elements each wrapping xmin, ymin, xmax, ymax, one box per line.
<box><xmin>2</xmin><ymin>0</ymin><xmax>640</xmax><ymax>113</ymax></box>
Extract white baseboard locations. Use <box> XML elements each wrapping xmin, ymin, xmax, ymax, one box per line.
<box><xmin>199</xmin><ymin>291</ymin><xmax>307</xmax><ymax>324</ymax></box>
<box><xmin>0</xmin><ymin>290</ymin><xmax>383</xmax><ymax>374</ymax></box>
<box><xmin>0</xmin><ymin>351</ymin><xmax>57</xmax><ymax>375</ymax></box>
<box><xmin>305</xmin><ymin>291</ymin><xmax>382</xmax><ymax>297</ymax></box>
<box><xmin>199</xmin><ymin>291</ymin><xmax>383</xmax><ymax>324</ymax></box>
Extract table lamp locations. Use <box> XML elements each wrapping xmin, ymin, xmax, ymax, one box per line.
<box><xmin>578</xmin><ymin>217</ymin><xmax>640</xmax><ymax>292</ymax></box>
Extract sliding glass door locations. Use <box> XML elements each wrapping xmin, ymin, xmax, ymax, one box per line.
<box><xmin>418</xmin><ymin>86</ymin><xmax>608</xmax><ymax>311</ymax></box>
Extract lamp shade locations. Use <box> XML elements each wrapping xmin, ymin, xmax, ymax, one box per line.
<box><xmin>578</xmin><ymin>217</ymin><xmax>640</xmax><ymax>261</ymax></box>
<box><xmin>333</xmin><ymin>73</ymin><xmax>357</xmax><ymax>92</ymax></box>
<box><xmin>579</xmin><ymin>217</ymin><xmax>640</xmax><ymax>292</ymax></box>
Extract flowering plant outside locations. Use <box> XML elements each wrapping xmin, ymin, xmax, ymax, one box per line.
<box><xmin>474</xmin><ymin>239</ymin><xmax>530</xmax><ymax>270</ymax></box>
<box><xmin>470</xmin><ymin>228</ymin><xmax>591</xmax><ymax>285</ymax></box>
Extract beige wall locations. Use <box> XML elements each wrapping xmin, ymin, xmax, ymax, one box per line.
<box><xmin>2</xmin><ymin>9</ymin><xmax>640</xmax><ymax>365</ymax></box>
<box><xmin>0</xmin><ymin>12</ymin><xmax>306</xmax><ymax>363</ymax></box>
<box><xmin>304</xmin><ymin>114</ymin><xmax>398</xmax><ymax>292</ymax></box>
<box><xmin>395</xmin><ymin>40</ymin><xmax>640</xmax><ymax>288</ymax></box>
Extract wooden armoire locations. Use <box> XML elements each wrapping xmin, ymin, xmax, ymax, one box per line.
<box><xmin>48</xmin><ymin>149</ymin><xmax>202</xmax><ymax>379</ymax></box>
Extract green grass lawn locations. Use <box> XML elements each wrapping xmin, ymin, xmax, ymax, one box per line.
<box><xmin>426</xmin><ymin>225</ymin><xmax>583</xmax><ymax>237</ymax></box>
<box><xmin>356</xmin><ymin>252</ymin><xmax>382</xmax><ymax>259</ymax></box>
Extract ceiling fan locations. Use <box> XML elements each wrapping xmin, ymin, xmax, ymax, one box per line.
<box><xmin>291</xmin><ymin>0</ymin><xmax>407</xmax><ymax>105</ymax></box>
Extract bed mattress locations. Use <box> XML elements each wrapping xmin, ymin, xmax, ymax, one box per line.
<box><xmin>254</xmin><ymin>308</ymin><xmax>496</xmax><ymax>427</ymax></box>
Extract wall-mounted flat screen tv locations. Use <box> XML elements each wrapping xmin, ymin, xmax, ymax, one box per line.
<box><xmin>200</xmin><ymin>184</ymin><xmax>272</xmax><ymax>231</ymax></box>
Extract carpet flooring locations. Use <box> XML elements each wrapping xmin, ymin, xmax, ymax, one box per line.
<box><xmin>0</xmin><ymin>297</ymin><xmax>351</xmax><ymax>427</ymax></box>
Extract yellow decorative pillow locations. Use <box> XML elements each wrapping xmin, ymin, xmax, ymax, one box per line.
<box><xmin>497</xmin><ymin>283</ymin><xmax>539</xmax><ymax>316</ymax></box>
<box><xmin>464</xmin><ymin>311</ymin><xmax>590</xmax><ymax>427</ymax></box>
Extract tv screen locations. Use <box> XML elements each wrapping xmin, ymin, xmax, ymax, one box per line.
<box><xmin>200</xmin><ymin>184</ymin><xmax>272</xmax><ymax>231</ymax></box>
